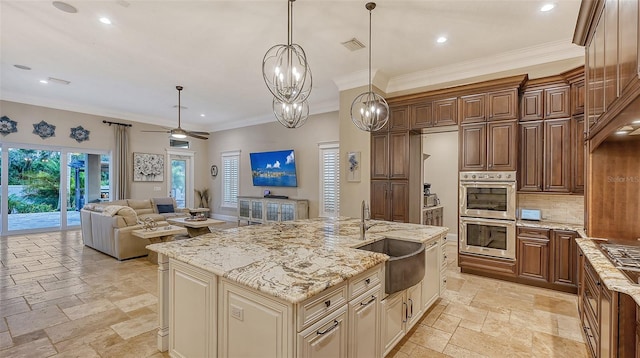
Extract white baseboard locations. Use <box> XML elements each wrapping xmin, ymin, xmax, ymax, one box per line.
<box><xmin>211</xmin><ymin>213</ymin><xmax>238</xmax><ymax>222</ymax></box>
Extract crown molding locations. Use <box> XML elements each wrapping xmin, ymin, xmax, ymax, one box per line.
<box><xmin>386</xmin><ymin>39</ymin><xmax>584</xmax><ymax>94</ymax></box>
<box><xmin>333</xmin><ymin>68</ymin><xmax>389</xmax><ymax>93</ymax></box>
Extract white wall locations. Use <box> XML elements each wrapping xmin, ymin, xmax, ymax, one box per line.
<box><xmin>422</xmin><ymin>130</ymin><xmax>459</xmax><ymax>235</ymax></box>
<box><xmin>207</xmin><ymin>111</ymin><xmax>339</xmax><ymax>220</ymax></box>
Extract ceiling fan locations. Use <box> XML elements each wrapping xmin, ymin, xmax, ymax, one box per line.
<box><xmin>143</xmin><ymin>85</ymin><xmax>209</xmax><ymax>140</ymax></box>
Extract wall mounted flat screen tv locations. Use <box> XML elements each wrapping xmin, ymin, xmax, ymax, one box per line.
<box><xmin>249</xmin><ymin>149</ymin><xmax>298</xmax><ymax>187</ymax></box>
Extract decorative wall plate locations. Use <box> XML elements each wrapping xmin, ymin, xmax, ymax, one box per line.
<box><xmin>70</xmin><ymin>126</ymin><xmax>90</xmax><ymax>142</ymax></box>
<box><xmin>210</xmin><ymin>164</ymin><xmax>218</xmax><ymax>178</ymax></box>
<box><xmin>33</xmin><ymin>120</ymin><xmax>56</xmax><ymax>139</ymax></box>
<box><xmin>0</xmin><ymin>116</ymin><xmax>18</xmax><ymax>136</ymax></box>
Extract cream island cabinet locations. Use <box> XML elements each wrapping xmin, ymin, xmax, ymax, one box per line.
<box><xmin>148</xmin><ymin>217</ymin><xmax>448</xmax><ymax>358</ymax></box>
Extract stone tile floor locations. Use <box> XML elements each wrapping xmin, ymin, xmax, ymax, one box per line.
<box><xmin>0</xmin><ymin>225</ymin><xmax>588</xmax><ymax>357</ymax></box>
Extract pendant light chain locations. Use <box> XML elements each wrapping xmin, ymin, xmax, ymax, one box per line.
<box><xmin>368</xmin><ymin>7</ymin><xmax>372</xmax><ymax>94</ymax></box>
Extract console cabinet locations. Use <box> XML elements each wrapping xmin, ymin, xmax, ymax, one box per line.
<box><xmin>237</xmin><ymin>196</ymin><xmax>308</xmax><ymax>224</ymax></box>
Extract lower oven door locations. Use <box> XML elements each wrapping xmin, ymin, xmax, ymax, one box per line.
<box><xmin>459</xmin><ymin>216</ymin><xmax>516</xmax><ymax>260</ymax></box>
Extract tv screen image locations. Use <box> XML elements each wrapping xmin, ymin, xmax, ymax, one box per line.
<box><xmin>249</xmin><ymin>149</ymin><xmax>298</xmax><ymax>187</ymax></box>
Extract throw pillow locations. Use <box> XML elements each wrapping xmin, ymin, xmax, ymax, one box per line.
<box><xmin>157</xmin><ymin>204</ymin><xmax>175</xmax><ymax>214</ymax></box>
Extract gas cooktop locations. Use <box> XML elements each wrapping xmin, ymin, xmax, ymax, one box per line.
<box><xmin>599</xmin><ymin>242</ymin><xmax>640</xmax><ymax>284</ymax></box>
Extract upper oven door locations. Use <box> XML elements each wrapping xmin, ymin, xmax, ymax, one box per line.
<box><xmin>459</xmin><ymin>181</ymin><xmax>516</xmax><ymax>220</ymax></box>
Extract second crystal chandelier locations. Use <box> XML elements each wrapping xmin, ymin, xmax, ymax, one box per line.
<box><xmin>262</xmin><ymin>0</ymin><xmax>312</xmax><ymax>128</ymax></box>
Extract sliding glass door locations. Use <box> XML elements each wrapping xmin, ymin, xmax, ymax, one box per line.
<box><xmin>0</xmin><ymin>144</ymin><xmax>110</xmax><ymax>235</ymax></box>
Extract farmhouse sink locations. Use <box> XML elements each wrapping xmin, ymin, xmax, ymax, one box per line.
<box><xmin>357</xmin><ymin>238</ymin><xmax>425</xmax><ymax>294</ymax></box>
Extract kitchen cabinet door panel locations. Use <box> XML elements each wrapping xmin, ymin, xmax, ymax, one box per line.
<box><xmin>390</xmin><ymin>181</ymin><xmax>409</xmax><ymax>223</ymax></box>
<box><xmin>459</xmin><ymin>123</ymin><xmax>487</xmax><ymax>171</ymax></box>
<box><xmin>519</xmin><ymin>121</ymin><xmax>544</xmax><ymax>192</ymax></box>
<box><xmin>521</xmin><ymin>90</ymin><xmax>544</xmax><ymax>121</ymax></box>
<box><xmin>487</xmin><ymin>89</ymin><xmax>518</xmax><ymax>121</ymax></box>
<box><xmin>487</xmin><ymin>120</ymin><xmax>517</xmax><ymax>171</ymax></box>
<box><xmin>460</xmin><ymin>94</ymin><xmax>486</xmax><ymax>124</ymax></box>
<box><xmin>572</xmin><ymin>115</ymin><xmax>585</xmax><ymax>193</ymax></box>
<box><xmin>389</xmin><ymin>132</ymin><xmax>409</xmax><ymax>179</ymax></box>
<box><xmin>517</xmin><ymin>236</ymin><xmax>550</xmax><ymax>282</ymax></box>
<box><xmin>544</xmin><ymin>119</ymin><xmax>571</xmax><ymax>192</ymax></box>
<box><xmin>545</xmin><ymin>86</ymin><xmax>571</xmax><ymax>119</ymax></box>
<box><xmin>619</xmin><ymin>0</ymin><xmax>638</xmax><ymax>95</ymax></box>
<box><xmin>388</xmin><ymin>106</ymin><xmax>409</xmax><ymax>132</ymax></box>
<box><xmin>433</xmin><ymin>98</ymin><xmax>458</xmax><ymax>126</ymax></box>
<box><xmin>572</xmin><ymin>79</ymin><xmax>585</xmax><ymax>115</ymax></box>
<box><xmin>551</xmin><ymin>230</ymin><xmax>577</xmax><ymax>287</ymax></box>
<box><xmin>603</xmin><ymin>0</ymin><xmax>619</xmax><ymax>110</ymax></box>
<box><xmin>371</xmin><ymin>133</ymin><xmax>389</xmax><ymax>179</ymax></box>
<box><xmin>371</xmin><ymin>180</ymin><xmax>390</xmax><ymax>220</ymax></box>
<box><xmin>410</xmin><ymin>102</ymin><xmax>433</xmax><ymax>129</ymax></box>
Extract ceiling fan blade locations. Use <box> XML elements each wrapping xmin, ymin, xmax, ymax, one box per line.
<box><xmin>141</xmin><ymin>130</ymin><xmax>171</xmax><ymax>133</ymax></box>
<box><xmin>187</xmin><ymin>132</ymin><xmax>208</xmax><ymax>140</ymax></box>
<box><xmin>188</xmin><ymin>131</ymin><xmax>210</xmax><ymax>135</ymax></box>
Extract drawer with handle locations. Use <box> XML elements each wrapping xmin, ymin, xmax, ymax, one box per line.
<box><xmin>348</xmin><ymin>264</ymin><xmax>383</xmax><ymax>300</ymax></box>
<box><xmin>297</xmin><ymin>282</ymin><xmax>347</xmax><ymax>331</ymax></box>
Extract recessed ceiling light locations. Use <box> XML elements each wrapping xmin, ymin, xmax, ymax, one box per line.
<box><xmin>616</xmin><ymin>130</ymin><xmax>628</xmax><ymax>135</ymax></box>
<box><xmin>633</xmin><ymin>120</ymin><xmax>640</xmax><ymax>124</ymax></box>
<box><xmin>39</xmin><ymin>80</ymin><xmax>48</xmax><ymax>84</ymax></box>
<box><xmin>14</xmin><ymin>64</ymin><xmax>31</xmax><ymax>70</ymax></box>
<box><xmin>52</xmin><ymin>1</ymin><xmax>78</xmax><ymax>14</ymax></box>
<box><xmin>200</xmin><ymin>114</ymin><xmax>206</xmax><ymax>117</ymax></box>
<box><xmin>540</xmin><ymin>4</ymin><xmax>555</xmax><ymax>12</ymax></box>
<box><xmin>99</xmin><ymin>17</ymin><xmax>112</xmax><ymax>25</ymax></box>
<box><xmin>436</xmin><ymin>36</ymin><xmax>447</xmax><ymax>44</ymax></box>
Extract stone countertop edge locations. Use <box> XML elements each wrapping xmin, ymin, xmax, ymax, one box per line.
<box><xmin>146</xmin><ymin>217</ymin><xmax>449</xmax><ymax>304</ymax></box>
<box><xmin>516</xmin><ymin>219</ymin><xmax>585</xmax><ymax>235</ymax></box>
<box><xmin>576</xmin><ymin>238</ymin><xmax>640</xmax><ymax>306</ymax></box>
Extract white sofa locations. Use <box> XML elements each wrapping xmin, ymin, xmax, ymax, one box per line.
<box><xmin>80</xmin><ymin>198</ymin><xmax>187</xmax><ymax>260</ymax></box>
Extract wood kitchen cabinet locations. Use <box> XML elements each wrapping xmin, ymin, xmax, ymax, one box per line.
<box><xmin>386</xmin><ymin>105</ymin><xmax>410</xmax><ymax>132</ymax></box>
<box><xmin>432</xmin><ymin>97</ymin><xmax>458</xmax><ymax>126</ymax></box>
<box><xmin>518</xmin><ymin>118</ymin><xmax>574</xmax><ymax>193</ymax></box>
<box><xmin>460</xmin><ymin>120</ymin><xmax>516</xmax><ymax>171</ymax></box>
<box><xmin>381</xmin><ymin>281</ymin><xmax>423</xmax><ymax>357</ymax></box>
<box><xmin>410</xmin><ymin>102</ymin><xmax>433</xmax><ymax>129</ymax></box>
<box><xmin>572</xmin><ymin>115</ymin><xmax>585</xmax><ymax>193</ymax></box>
<box><xmin>521</xmin><ymin>84</ymin><xmax>570</xmax><ymax>121</ymax></box>
<box><xmin>516</xmin><ymin>227</ymin><xmax>577</xmax><ymax>293</ymax></box>
<box><xmin>371</xmin><ymin>130</ymin><xmax>409</xmax><ymax>180</ymax></box>
<box><xmin>459</xmin><ymin>88</ymin><xmax>518</xmax><ymax>124</ymax></box>
<box><xmin>348</xmin><ymin>286</ymin><xmax>381</xmax><ymax>358</ymax></box>
<box><xmin>408</xmin><ymin>98</ymin><xmax>457</xmax><ymax>130</ymax></box>
<box><xmin>370</xmin><ymin>180</ymin><xmax>409</xmax><ymax>222</ymax></box>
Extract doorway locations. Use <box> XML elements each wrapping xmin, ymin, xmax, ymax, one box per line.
<box><xmin>167</xmin><ymin>149</ymin><xmax>194</xmax><ymax>209</ymax></box>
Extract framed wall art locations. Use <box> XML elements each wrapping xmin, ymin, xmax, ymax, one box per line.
<box><xmin>133</xmin><ymin>152</ymin><xmax>164</xmax><ymax>182</ymax></box>
<box><xmin>347</xmin><ymin>151</ymin><xmax>361</xmax><ymax>182</ymax></box>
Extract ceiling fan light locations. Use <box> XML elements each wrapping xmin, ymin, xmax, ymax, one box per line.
<box><xmin>170</xmin><ymin>128</ymin><xmax>187</xmax><ymax>139</ymax></box>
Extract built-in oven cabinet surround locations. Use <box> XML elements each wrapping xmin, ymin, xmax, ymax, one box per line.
<box><xmin>459</xmin><ymin>216</ymin><xmax>516</xmax><ymax>260</ymax></box>
<box><xmin>459</xmin><ymin>171</ymin><xmax>517</xmax><ymax>220</ymax></box>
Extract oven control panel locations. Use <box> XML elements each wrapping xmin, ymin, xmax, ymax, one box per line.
<box><xmin>459</xmin><ymin>171</ymin><xmax>516</xmax><ymax>182</ymax></box>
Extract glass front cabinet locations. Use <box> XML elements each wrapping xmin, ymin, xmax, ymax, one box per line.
<box><xmin>237</xmin><ymin>196</ymin><xmax>308</xmax><ymax>224</ymax></box>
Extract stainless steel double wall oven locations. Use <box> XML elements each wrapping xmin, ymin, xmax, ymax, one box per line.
<box><xmin>459</xmin><ymin>171</ymin><xmax>517</xmax><ymax>260</ymax></box>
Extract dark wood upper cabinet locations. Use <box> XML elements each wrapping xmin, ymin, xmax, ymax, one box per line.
<box><xmin>433</xmin><ymin>98</ymin><xmax>458</xmax><ymax>126</ymax></box>
<box><xmin>487</xmin><ymin>89</ymin><xmax>518</xmax><ymax>121</ymax></box>
<box><xmin>389</xmin><ymin>132</ymin><xmax>409</xmax><ymax>179</ymax></box>
<box><xmin>460</xmin><ymin>94</ymin><xmax>486</xmax><ymax>124</ymax></box>
<box><xmin>521</xmin><ymin>90</ymin><xmax>544</xmax><ymax>121</ymax></box>
<box><xmin>410</xmin><ymin>102</ymin><xmax>433</xmax><ymax>129</ymax></box>
<box><xmin>487</xmin><ymin>120</ymin><xmax>517</xmax><ymax>171</ymax></box>
<box><xmin>371</xmin><ymin>133</ymin><xmax>389</xmax><ymax>179</ymax></box>
<box><xmin>544</xmin><ymin>118</ymin><xmax>571</xmax><ymax>192</ymax></box>
<box><xmin>545</xmin><ymin>86</ymin><xmax>571</xmax><ymax>119</ymax></box>
<box><xmin>388</xmin><ymin>105</ymin><xmax>409</xmax><ymax>132</ymax></box>
<box><xmin>618</xmin><ymin>0</ymin><xmax>638</xmax><ymax>96</ymax></box>
<box><xmin>572</xmin><ymin>115</ymin><xmax>585</xmax><ymax>194</ymax></box>
<box><xmin>519</xmin><ymin>121</ymin><xmax>544</xmax><ymax>192</ymax></box>
<box><xmin>459</xmin><ymin>123</ymin><xmax>487</xmax><ymax>171</ymax></box>
<box><xmin>571</xmin><ymin>79</ymin><xmax>585</xmax><ymax>115</ymax></box>
<box><xmin>603</xmin><ymin>0</ymin><xmax>619</xmax><ymax>111</ymax></box>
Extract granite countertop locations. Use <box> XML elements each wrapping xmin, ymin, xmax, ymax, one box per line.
<box><xmin>516</xmin><ymin>220</ymin><xmax>587</xmax><ymax>238</ymax></box>
<box><xmin>147</xmin><ymin>217</ymin><xmax>449</xmax><ymax>304</ymax></box>
<box><xmin>576</xmin><ymin>238</ymin><xmax>640</xmax><ymax>306</ymax></box>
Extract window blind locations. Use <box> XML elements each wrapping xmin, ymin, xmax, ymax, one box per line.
<box><xmin>319</xmin><ymin>145</ymin><xmax>340</xmax><ymax>217</ymax></box>
<box><xmin>221</xmin><ymin>151</ymin><xmax>240</xmax><ymax>208</ymax></box>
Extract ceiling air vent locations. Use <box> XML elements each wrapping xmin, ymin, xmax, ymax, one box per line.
<box><xmin>341</xmin><ymin>38</ymin><xmax>366</xmax><ymax>51</ymax></box>
<box><xmin>48</xmin><ymin>77</ymin><xmax>70</xmax><ymax>85</ymax></box>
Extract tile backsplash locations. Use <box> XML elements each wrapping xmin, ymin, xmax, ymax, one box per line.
<box><xmin>517</xmin><ymin>194</ymin><xmax>584</xmax><ymax>225</ymax></box>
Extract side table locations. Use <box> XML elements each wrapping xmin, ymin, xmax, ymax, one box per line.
<box><xmin>167</xmin><ymin>217</ymin><xmax>225</xmax><ymax>237</ymax></box>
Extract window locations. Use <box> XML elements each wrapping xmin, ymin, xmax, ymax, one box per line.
<box><xmin>318</xmin><ymin>143</ymin><xmax>339</xmax><ymax>217</ymax></box>
<box><xmin>221</xmin><ymin>151</ymin><xmax>240</xmax><ymax>208</ymax></box>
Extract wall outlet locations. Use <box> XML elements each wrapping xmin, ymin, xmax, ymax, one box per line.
<box><xmin>230</xmin><ymin>304</ymin><xmax>244</xmax><ymax>321</ymax></box>
<box><xmin>153</xmin><ymin>186</ymin><xmax>161</xmax><ymax>191</ymax></box>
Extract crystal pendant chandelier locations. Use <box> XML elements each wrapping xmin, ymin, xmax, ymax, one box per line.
<box><xmin>351</xmin><ymin>2</ymin><xmax>389</xmax><ymax>132</ymax></box>
<box><xmin>263</xmin><ymin>0</ymin><xmax>312</xmax><ymax>117</ymax></box>
<box><xmin>272</xmin><ymin>97</ymin><xmax>309</xmax><ymax>128</ymax></box>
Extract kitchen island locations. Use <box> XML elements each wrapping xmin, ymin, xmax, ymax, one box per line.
<box><xmin>147</xmin><ymin>217</ymin><xmax>448</xmax><ymax>357</ymax></box>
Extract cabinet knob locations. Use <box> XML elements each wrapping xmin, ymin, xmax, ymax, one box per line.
<box><xmin>365</xmin><ymin>278</ymin><xmax>371</xmax><ymax>285</ymax></box>
<box><xmin>324</xmin><ymin>300</ymin><xmax>331</xmax><ymax>307</ymax></box>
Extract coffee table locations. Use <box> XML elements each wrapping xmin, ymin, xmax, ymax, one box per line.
<box><xmin>132</xmin><ymin>225</ymin><xmax>188</xmax><ymax>263</ymax></box>
<box><xmin>167</xmin><ymin>217</ymin><xmax>225</xmax><ymax>237</ymax></box>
